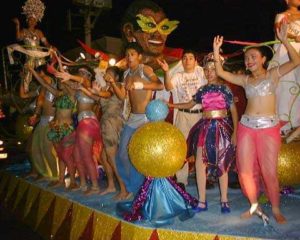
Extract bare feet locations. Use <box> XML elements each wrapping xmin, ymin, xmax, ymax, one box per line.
<box><xmin>67</xmin><ymin>182</ymin><xmax>80</xmax><ymax>191</ymax></box>
<box><xmin>272</xmin><ymin>208</ymin><xmax>287</xmax><ymax>224</ymax></box>
<box><xmin>48</xmin><ymin>180</ymin><xmax>65</xmax><ymax>188</ymax></box>
<box><xmin>240</xmin><ymin>210</ymin><xmax>253</xmax><ymax>219</ymax></box>
<box><xmin>113</xmin><ymin>192</ymin><xmax>133</xmax><ymax>201</ymax></box>
<box><xmin>71</xmin><ymin>185</ymin><xmax>87</xmax><ymax>192</ymax></box>
<box><xmin>23</xmin><ymin>172</ymin><xmax>38</xmax><ymax>179</ymax></box>
<box><xmin>99</xmin><ymin>187</ymin><xmax>116</xmax><ymax>196</ymax></box>
<box><xmin>84</xmin><ymin>186</ymin><xmax>100</xmax><ymax>196</ymax></box>
<box><xmin>34</xmin><ymin>175</ymin><xmax>47</xmax><ymax>182</ymax></box>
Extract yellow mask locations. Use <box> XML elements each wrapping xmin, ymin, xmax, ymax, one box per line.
<box><xmin>136</xmin><ymin>14</ymin><xmax>179</xmax><ymax>35</ymax></box>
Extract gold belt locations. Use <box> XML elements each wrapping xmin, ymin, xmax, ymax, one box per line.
<box><xmin>202</xmin><ymin>109</ymin><xmax>228</xmax><ymax>119</ymax></box>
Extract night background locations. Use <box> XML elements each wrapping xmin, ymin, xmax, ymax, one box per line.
<box><xmin>1</xmin><ymin>1</ymin><xmax>300</xmax><ymax>239</ymax></box>
<box><xmin>0</xmin><ymin>0</ymin><xmax>287</xmax><ymax>56</ymax></box>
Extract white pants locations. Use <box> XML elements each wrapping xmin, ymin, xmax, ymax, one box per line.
<box><xmin>175</xmin><ymin>110</ymin><xmax>202</xmax><ymax>185</ymax></box>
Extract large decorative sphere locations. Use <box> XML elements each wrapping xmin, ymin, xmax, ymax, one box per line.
<box><xmin>278</xmin><ymin>140</ymin><xmax>300</xmax><ymax>186</ymax></box>
<box><xmin>128</xmin><ymin>121</ymin><xmax>186</xmax><ymax>177</ymax></box>
<box><xmin>15</xmin><ymin>114</ymin><xmax>34</xmax><ymax>141</ymax></box>
<box><xmin>145</xmin><ymin>99</ymin><xmax>169</xmax><ymax>122</ymax></box>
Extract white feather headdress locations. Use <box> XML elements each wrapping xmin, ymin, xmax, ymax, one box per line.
<box><xmin>22</xmin><ymin>0</ymin><xmax>46</xmax><ymax>22</ymax></box>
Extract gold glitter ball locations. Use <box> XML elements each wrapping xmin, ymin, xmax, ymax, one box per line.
<box><xmin>278</xmin><ymin>140</ymin><xmax>300</xmax><ymax>186</ymax></box>
<box><xmin>129</xmin><ymin>121</ymin><xmax>187</xmax><ymax>177</ymax></box>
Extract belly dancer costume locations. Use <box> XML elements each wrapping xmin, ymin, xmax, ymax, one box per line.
<box><xmin>187</xmin><ymin>84</ymin><xmax>235</xmax><ymax>181</ymax></box>
<box><xmin>73</xmin><ymin>91</ymin><xmax>102</xmax><ymax>186</ymax></box>
<box><xmin>31</xmin><ymin>84</ymin><xmax>58</xmax><ymax>179</ymax></box>
<box><xmin>47</xmin><ymin>95</ymin><xmax>76</xmax><ymax>176</ymax></box>
<box><xmin>237</xmin><ymin>74</ymin><xmax>281</xmax><ymax>208</ymax></box>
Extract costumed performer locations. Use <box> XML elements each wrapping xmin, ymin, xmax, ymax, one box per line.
<box><xmin>213</xmin><ymin>22</ymin><xmax>300</xmax><ymax>224</ymax></box>
<box><xmin>12</xmin><ymin>0</ymin><xmax>54</xmax><ymax>93</ymax></box>
<box><xmin>55</xmin><ymin>65</ymin><xmax>103</xmax><ymax>195</ymax></box>
<box><xmin>269</xmin><ymin>0</ymin><xmax>300</xmax><ymax>134</ymax></box>
<box><xmin>113</xmin><ymin>42</ymin><xmax>164</xmax><ymax>199</ymax></box>
<box><xmin>29</xmin><ymin>62</ymin><xmax>78</xmax><ymax>190</ymax></box>
<box><xmin>168</xmin><ymin>53</ymin><xmax>238</xmax><ymax>214</ymax></box>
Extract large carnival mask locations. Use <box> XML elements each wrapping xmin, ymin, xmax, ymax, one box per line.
<box><xmin>136</xmin><ymin>14</ymin><xmax>179</xmax><ymax>35</ymax></box>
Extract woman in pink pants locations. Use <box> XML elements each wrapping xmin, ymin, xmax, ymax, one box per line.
<box><xmin>213</xmin><ymin>22</ymin><xmax>300</xmax><ymax>224</ymax></box>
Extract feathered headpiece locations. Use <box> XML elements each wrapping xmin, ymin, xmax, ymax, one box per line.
<box><xmin>22</xmin><ymin>0</ymin><xmax>46</xmax><ymax>22</ymax></box>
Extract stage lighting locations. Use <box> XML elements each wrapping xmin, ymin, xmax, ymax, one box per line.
<box><xmin>109</xmin><ymin>58</ymin><xmax>116</xmax><ymax>66</ymax></box>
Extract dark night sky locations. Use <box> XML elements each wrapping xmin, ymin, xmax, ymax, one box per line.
<box><xmin>0</xmin><ymin>0</ymin><xmax>287</xmax><ymax>55</ymax></box>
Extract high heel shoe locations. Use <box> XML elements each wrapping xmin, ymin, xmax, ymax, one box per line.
<box><xmin>193</xmin><ymin>201</ymin><xmax>208</xmax><ymax>213</ymax></box>
<box><xmin>250</xmin><ymin>203</ymin><xmax>269</xmax><ymax>226</ymax></box>
<box><xmin>220</xmin><ymin>202</ymin><xmax>231</xmax><ymax>214</ymax></box>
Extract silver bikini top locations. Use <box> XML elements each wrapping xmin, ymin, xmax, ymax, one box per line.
<box><xmin>244</xmin><ymin>73</ymin><xmax>276</xmax><ymax>99</ymax></box>
<box><xmin>123</xmin><ymin>64</ymin><xmax>150</xmax><ymax>81</ymax></box>
<box><xmin>45</xmin><ymin>81</ymin><xmax>57</xmax><ymax>103</ymax></box>
<box><xmin>76</xmin><ymin>91</ymin><xmax>95</xmax><ymax>104</ymax></box>
<box><xmin>45</xmin><ymin>90</ymin><xmax>55</xmax><ymax>103</ymax></box>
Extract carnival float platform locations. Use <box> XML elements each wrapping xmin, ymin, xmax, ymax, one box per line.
<box><xmin>0</xmin><ymin>160</ymin><xmax>300</xmax><ymax>240</ymax></box>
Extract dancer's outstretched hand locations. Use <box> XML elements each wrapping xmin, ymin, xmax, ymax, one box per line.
<box><xmin>276</xmin><ymin>21</ymin><xmax>288</xmax><ymax>44</ymax></box>
<box><xmin>213</xmin><ymin>35</ymin><xmax>223</xmax><ymax>52</ymax></box>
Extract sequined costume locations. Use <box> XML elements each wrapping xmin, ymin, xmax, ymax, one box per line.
<box><xmin>237</xmin><ymin>73</ymin><xmax>281</xmax><ymax>208</ymax></box>
<box><xmin>47</xmin><ymin>95</ymin><xmax>76</xmax><ymax>176</ymax></box>
<box><xmin>18</xmin><ymin>29</ymin><xmax>48</xmax><ymax>92</ymax></box>
<box><xmin>269</xmin><ymin>13</ymin><xmax>300</xmax><ymax>132</ymax></box>
<box><xmin>73</xmin><ymin>92</ymin><xmax>103</xmax><ymax>187</ymax></box>
<box><xmin>187</xmin><ymin>84</ymin><xmax>235</xmax><ymax>180</ymax></box>
<box><xmin>30</xmin><ymin>84</ymin><xmax>58</xmax><ymax>180</ymax></box>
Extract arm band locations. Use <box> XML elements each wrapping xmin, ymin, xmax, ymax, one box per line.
<box><xmin>133</xmin><ymin>82</ymin><xmax>144</xmax><ymax>90</ymax></box>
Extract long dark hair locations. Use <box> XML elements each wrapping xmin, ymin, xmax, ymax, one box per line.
<box><xmin>106</xmin><ymin>66</ymin><xmax>124</xmax><ymax>83</ymax></box>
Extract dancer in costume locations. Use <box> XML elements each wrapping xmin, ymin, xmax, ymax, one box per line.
<box><xmin>77</xmin><ymin>66</ymin><xmax>128</xmax><ymax>199</ymax></box>
<box><xmin>213</xmin><ymin>22</ymin><xmax>300</xmax><ymax>224</ymax></box>
<box><xmin>28</xmin><ymin>64</ymin><xmax>59</xmax><ymax>181</ymax></box>
<box><xmin>114</xmin><ymin>42</ymin><xmax>163</xmax><ymax>198</ymax></box>
<box><xmin>119</xmin><ymin>0</ymin><xmax>182</xmax><ymax>124</ymax></box>
<box><xmin>55</xmin><ymin>66</ymin><xmax>103</xmax><ymax>195</ymax></box>
<box><xmin>157</xmin><ymin>50</ymin><xmax>206</xmax><ymax>187</ymax></box>
<box><xmin>19</xmin><ymin>67</ymin><xmax>42</xmax><ymax>179</ymax></box>
<box><xmin>269</xmin><ymin>0</ymin><xmax>300</xmax><ymax>134</ymax></box>
<box><xmin>95</xmin><ymin>67</ymin><xmax>128</xmax><ymax>199</ymax></box>
<box><xmin>12</xmin><ymin>0</ymin><xmax>54</xmax><ymax>93</ymax></box>
<box><xmin>29</xmin><ymin>65</ymin><xmax>78</xmax><ymax>190</ymax></box>
<box><xmin>168</xmin><ymin>53</ymin><xmax>238</xmax><ymax>214</ymax></box>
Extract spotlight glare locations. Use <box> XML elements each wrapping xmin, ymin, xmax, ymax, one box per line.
<box><xmin>0</xmin><ymin>140</ymin><xmax>3</xmax><ymax>145</ymax></box>
<box><xmin>80</xmin><ymin>52</ymin><xmax>86</xmax><ymax>59</ymax></box>
<box><xmin>109</xmin><ymin>58</ymin><xmax>116</xmax><ymax>66</ymax></box>
<box><xmin>0</xmin><ymin>153</ymin><xmax>7</xmax><ymax>159</ymax></box>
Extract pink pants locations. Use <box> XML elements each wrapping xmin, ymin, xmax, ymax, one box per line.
<box><xmin>54</xmin><ymin>132</ymin><xmax>76</xmax><ymax>177</ymax></box>
<box><xmin>237</xmin><ymin>123</ymin><xmax>281</xmax><ymax>207</ymax></box>
<box><xmin>73</xmin><ymin>118</ymin><xmax>102</xmax><ymax>184</ymax></box>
